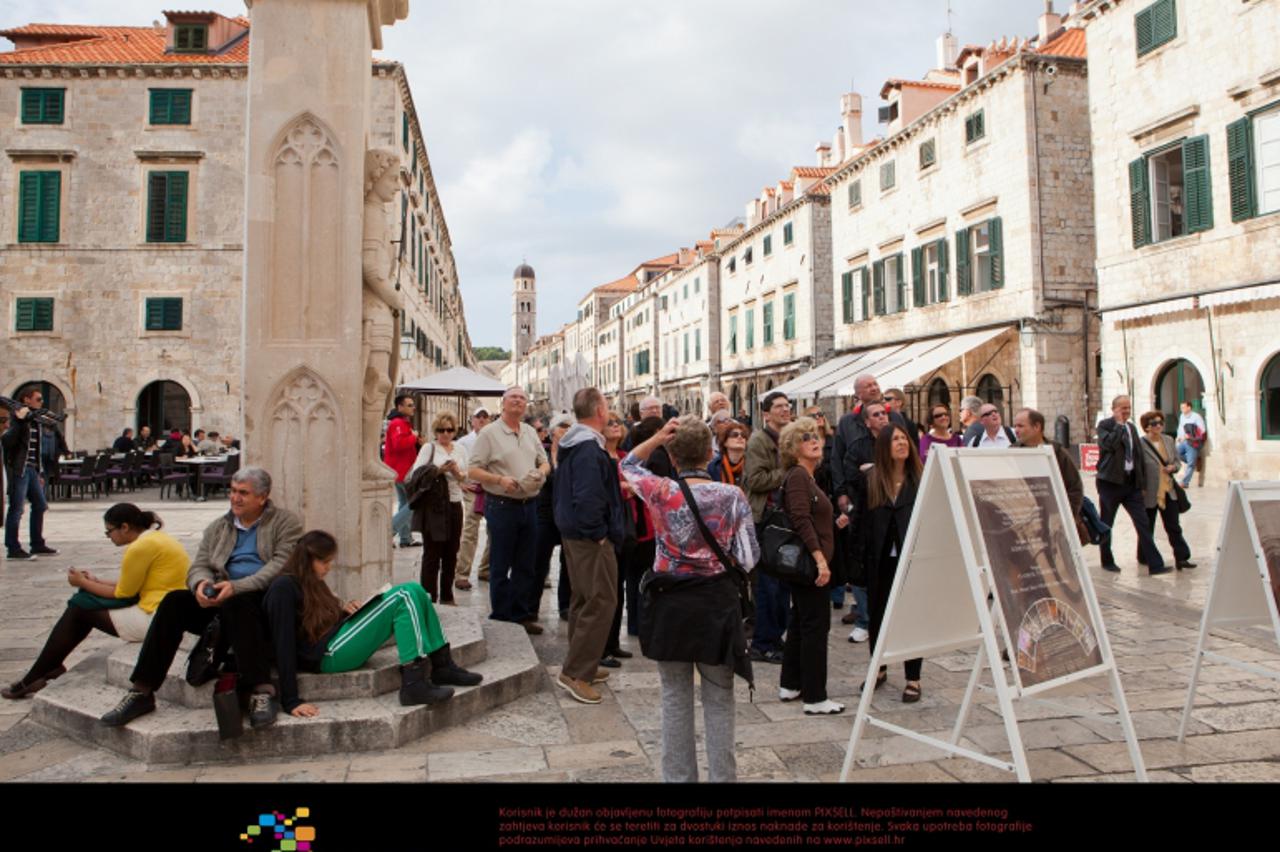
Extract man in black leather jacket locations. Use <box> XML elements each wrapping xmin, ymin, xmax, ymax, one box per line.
<box><xmin>1095</xmin><ymin>395</ymin><xmax>1167</xmax><ymax>575</ymax></box>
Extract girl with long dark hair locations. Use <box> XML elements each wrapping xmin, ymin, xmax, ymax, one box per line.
<box><xmin>263</xmin><ymin>531</ymin><xmax>482</xmax><ymax>717</ymax></box>
<box><xmin>3</xmin><ymin>504</ymin><xmax>188</xmax><ymax>699</ymax></box>
<box><xmin>856</xmin><ymin>423</ymin><xmax>926</xmax><ymax>703</ymax></box>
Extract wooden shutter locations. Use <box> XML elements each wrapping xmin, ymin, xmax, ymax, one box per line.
<box><xmin>1182</xmin><ymin>136</ymin><xmax>1213</xmax><ymax>234</ymax></box>
<box><xmin>911</xmin><ymin>246</ymin><xmax>925</xmax><ymax>307</ymax></box>
<box><xmin>147</xmin><ymin>173</ymin><xmax>168</xmax><ymax>242</ymax></box>
<box><xmin>784</xmin><ymin>293</ymin><xmax>795</xmax><ymax>339</ymax></box>
<box><xmin>146</xmin><ymin>297</ymin><xmax>182</xmax><ymax>330</ymax></box>
<box><xmin>34</xmin><ymin>298</ymin><xmax>54</xmax><ymax>330</ymax></box>
<box><xmin>15</xmin><ymin>298</ymin><xmax>36</xmax><ymax>331</ymax></box>
<box><xmin>18</xmin><ymin>172</ymin><xmax>42</xmax><ymax>243</ymax></box>
<box><xmin>1228</xmin><ymin>118</ymin><xmax>1256</xmax><ymax>222</ymax></box>
<box><xmin>988</xmin><ymin>218</ymin><xmax>1004</xmax><ymax>289</ymax></box>
<box><xmin>955</xmin><ymin>227</ymin><xmax>971</xmax><ymax>296</ymax></box>
<box><xmin>860</xmin><ymin>268</ymin><xmax>870</xmax><ymax>321</ymax></box>
<box><xmin>841</xmin><ymin>271</ymin><xmax>853</xmax><ymax>323</ymax></box>
<box><xmin>1129</xmin><ymin>158</ymin><xmax>1151</xmax><ymax>248</ymax></box>
<box><xmin>936</xmin><ymin>238</ymin><xmax>949</xmax><ymax>301</ymax></box>
<box><xmin>763</xmin><ymin>302</ymin><xmax>773</xmax><ymax>344</ymax></box>
<box><xmin>895</xmin><ymin>253</ymin><xmax>906</xmax><ymax>312</ymax></box>
<box><xmin>873</xmin><ymin>260</ymin><xmax>886</xmax><ymax>316</ymax></box>
<box><xmin>166</xmin><ymin>172</ymin><xmax>188</xmax><ymax>242</ymax></box>
<box><xmin>20</xmin><ymin>90</ymin><xmax>42</xmax><ymax>123</ymax></box>
<box><xmin>1152</xmin><ymin>0</ymin><xmax>1177</xmax><ymax>47</ymax></box>
<box><xmin>1134</xmin><ymin>4</ymin><xmax>1154</xmax><ymax>54</ymax></box>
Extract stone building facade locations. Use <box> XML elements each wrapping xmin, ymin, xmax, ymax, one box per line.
<box><xmin>0</xmin><ymin>12</ymin><xmax>475</xmax><ymax>449</ymax></box>
<box><xmin>656</xmin><ymin>250</ymin><xmax>721</xmax><ymax>415</ymax></box>
<box><xmin>1083</xmin><ymin>0</ymin><xmax>1280</xmax><ymax>482</ymax></box>
<box><xmin>822</xmin><ymin>11</ymin><xmax>1098</xmax><ymax>437</ymax></box>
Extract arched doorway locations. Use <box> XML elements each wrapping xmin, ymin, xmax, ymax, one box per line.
<box><xmin>975</xmin><ymin>373</ymin><xmax>1004</xmax><ymax>406</ymax></box>
<box><xmin>13</xmin><ymin>380</ymin><xmax>66</xmax><ymax>417</ymax></box>
<box><xmin>927</xmin><ymin>377</ymin><xmax>951</xmax><ymax>409</ymax></box>
<box><xmin>746</xmin><ymin>382</ymin><xmax>757</xmax><ymax>428</ymax></box>
<box><xmin>1154</xmin><ymin>359</ymin><xmax>1205</xmax><ymax>437</ymax></box>
<box><xmin>137</xmin><ymin>380</ymin><xmax>192</xmax><ymax>434</ymax></box>
<box><xmin>730</xmin><ymin>385</ymin><xmax>741</xmax><ymax>419</ymax></box>
<box><xmin>1261</xmin><ymin>354</ymin><xmax>1280</xmax><ymax>440</ymax></box>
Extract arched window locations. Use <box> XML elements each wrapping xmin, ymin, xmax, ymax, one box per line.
<box><xmin>975</xmin><ymin>374</ymin><xmax>1003</xmax><ymax>406</ymax></box>
<box><xmin>137</xmin><ymin>380</ymin><xmax>192</xmax><ymax>434</ymax></box>
<box><xmin>13</xmin><ymin>380</ymin><xmax>65</xmax><ymax>417</ymax></box>
<box><xmin>1155</xmin><ymin>359</ymin><xmax>1205</xmax><ymax>437</ymax></box>
<box><xmin>1262</xmin><ymin>354</ymin><xmax>1280</xmax><ymax>440</ymax></box>
<box><xmin>730</xmin><ymin>385</ymin><xmax>741</xmax><ymax>418</ymax></box>
<box><xmin>927</xmin><ymin>378</ymin><xmax>951</xmax><ymax>409</ymax></box>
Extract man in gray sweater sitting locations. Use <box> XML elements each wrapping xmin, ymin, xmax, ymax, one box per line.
<box><xmin>101</xmin><ymin>467</ymin><xmax>302</xmax><ymax>729</ymax></box>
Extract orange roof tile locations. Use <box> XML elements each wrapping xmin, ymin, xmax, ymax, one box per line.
<box><xmin>805</xmin><ymin>182</ymin><xmax>832</xmax><ymax>197</ymax></box>
<box><xmin>879</xmin><ymin>78</ymin><xmax>962</xmax><ymax>99</ymax></box>
<box><xmin>596</xmin><ymin>274</ymin><xmax>638</xmax><ymax>293</ymax></box>
<box><xmin>638</xmin><ymin>252</ymin><xmax>679</xmax><ymax>269</ymax></box>
<box><xmin>0</xmin><ymin>23</ymin><xmax>141</xmax><ymax>38</ymax></box>
<box><xmin>1039</xmin><ymin>27</ymin><xmax>1086</xmax><ymax>59</ymax></box>
<box><xmin>792</xmin><ymin>166</ymin><xmax>837</xmax><ymax>179</ymax></box>
<box><xmin>0</xmin><ymin>25</ymin><xmax>249</xmax><ymax>64</ymax></box>
<box><xmin>779</xmin><ymin>180</ymin><xmax>794</xmax><ymax>190</ymax></box>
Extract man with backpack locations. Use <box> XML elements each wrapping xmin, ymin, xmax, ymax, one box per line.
<box><xmin>1175</xmin><ymin>401</ymin><xmax>1206</xmax><ymax>488</ymax></box>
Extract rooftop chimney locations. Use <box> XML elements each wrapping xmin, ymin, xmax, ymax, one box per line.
<box><xmin>936</xmin><ymin>31</ymin><xmax>958</xmax><ymax>70</ymax></box>
<box><xmin>841</xmin><ymin>91</ymin><xmax>863</xmax><ymax>149</ymax></box>
<box><xmin>815</xmin><ymin>141</ymin><xmax>831</xmax><ymax>167</ymax></box>
<box><xmin>1039</xmin><ymin>1</ymin><xmax>1062</xmax><ymax>43</ymax></box>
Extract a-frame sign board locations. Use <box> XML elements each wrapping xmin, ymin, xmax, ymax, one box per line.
<box><xmin>1178</xmin><ymin>481</ymin><xmax>1280</xmax><ymax>741</ymax></box>
<box><xmin>838</xmin><ymin>446</ymin><xmax>1148</xmax><ymax>782</ymax></box>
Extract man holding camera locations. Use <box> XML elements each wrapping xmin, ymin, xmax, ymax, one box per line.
<box><xmin>100</xmin><ymin>466</ymin><xmax>302</xmax><ymax>728</ymax></box>
<box><xmin>3</xmin><ymin>386</ymin><xmax>58</xmax><ymax>560</ymax></box>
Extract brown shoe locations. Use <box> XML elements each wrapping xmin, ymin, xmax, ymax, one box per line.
<box><xmin>556</xmin><ymin>673</ymin><xmax>602</xmax><ymax>704</ymax></box>
<box><xmin>591</xmin><ymin>668</ymin><xmax>610</xmax><ymax>684</ymax></box>
<box><xmin>841</xmin><ymin>611</ymin><xmax>857</xmax><ymax>625</ymax></box>
<box><xmin>1</xmin><ymin>665</ymin><xmax>65</xmax><ymax>700</ymax></box>
<box><xmin>521</xmin><ymin>621</ymin><xmax>544</xmax><ymax>636</ymax></box>
<box><xmin>454</xmin><ymin>578</ymin><xmax>473</xmax><ymax>591</ymax></box>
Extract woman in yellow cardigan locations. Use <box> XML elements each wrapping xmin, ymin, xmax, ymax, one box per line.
<box><xmin>2</xmin><ymin>503</ymin><xmax>189</xmax><ymax>699</ymax></box>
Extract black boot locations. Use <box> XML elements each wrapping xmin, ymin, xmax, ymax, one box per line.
<box><xmin>400</xmin><ymin>659</ymin><xmax>453</xmax><ymax>706</ymax></box>
<box><xmin>428</xmin><ymin>644</ymin><xmax>483</xmax><ymax>687</ymax></box>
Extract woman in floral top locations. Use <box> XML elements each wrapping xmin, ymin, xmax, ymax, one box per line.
<box><xmin>622</xmin><ymin>418</ymin><xmax>758</xmax><ymax>782</ymax></box>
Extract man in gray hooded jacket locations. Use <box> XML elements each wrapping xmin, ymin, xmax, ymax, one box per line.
<box><xmin>553</xmin><ymin>387</ymin><xmax>625</xmax><ymax>704</ymax></box>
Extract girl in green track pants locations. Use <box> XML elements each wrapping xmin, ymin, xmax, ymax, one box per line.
<box><xmin>264</xmin><ymin>530</ymin><xmax>482</xmax><ymax>717</ymax></box>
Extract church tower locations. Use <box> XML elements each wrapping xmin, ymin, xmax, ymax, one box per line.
<box><xmin>512</xmin><ymin>262</ymin><xmax>536</xmax><ymax>360</ymax></box>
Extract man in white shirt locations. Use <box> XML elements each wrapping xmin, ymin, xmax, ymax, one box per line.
<box><xmin>1175</xmin><ymin>401</ymin><xmax>1206</xmax><ymax>487</ymax></box>
<box><xmin>968</xmin><ymin>404</ymin><xmax>1015</xmax><ymax>448</ymax></box>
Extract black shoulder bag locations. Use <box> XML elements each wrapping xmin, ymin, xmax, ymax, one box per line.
<box><xmin>757</xmin><ymin>474</ymin><xmax>820</xmax><ymax>584</ymax></box>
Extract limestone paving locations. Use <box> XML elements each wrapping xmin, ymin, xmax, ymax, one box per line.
<box><xmin>2</xmin><ymin>476</ymin><xmax>1279</xmax><ymax>782</ymax></box>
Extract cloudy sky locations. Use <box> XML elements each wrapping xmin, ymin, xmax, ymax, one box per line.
<box><xmin>7</xmin><ymin>0</ymin><xmax>1043</xmax><ymax>349</ymax></box>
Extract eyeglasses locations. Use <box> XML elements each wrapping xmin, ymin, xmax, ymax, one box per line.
<box><xmin>801</xmin><ymin>432</ymin><xmax>819</xmax><ymax>442</ymax></box>
<box><xmin>436</xmin><ymin>427</ymin><xmax>456</xmax><ymax>434</ymax></box>
<box><xmin>727</xmin><ymin>430</ymin><xmax>746</xmax><ymax>439</ymax></box>
<box><xmin>807</xmin><ymin>412</ymin><xmax>825</xmax><ymax>419</ymax></box>
<box><xmin>932</xmin><ymin>412</ymin><xmax>950</xmax><ymax>420</ymax></box>
<box><xmin>1149</xmin><ymin>420</ymin><xmax>1164</xmax><ymax>426</ymax></box>
<box><xmin>981</xmin><ymin>411</ymin><xmax>999</xmax><ymax>419</ymax></box>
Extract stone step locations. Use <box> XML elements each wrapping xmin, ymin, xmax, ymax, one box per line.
<box><xmin>31</xmin><ymin>619</ymin><xmax>544</xmax><ymax>765</ymax></box>
<box><xmin>104</xmin><ymin>606</ymin><xmax>486</xmax><ymax>708</ymax></box>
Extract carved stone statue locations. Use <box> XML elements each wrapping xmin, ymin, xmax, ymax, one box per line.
<box><xmin>362</xmin><ymin>148</ymin><xmax>403</xmax><ymax>480</ymax></box>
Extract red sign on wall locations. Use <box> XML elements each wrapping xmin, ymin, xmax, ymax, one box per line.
<box><xmin>1079</xmin><ymin>443</ymin><xmax>1100</xmax><ymax>473</ymax></box>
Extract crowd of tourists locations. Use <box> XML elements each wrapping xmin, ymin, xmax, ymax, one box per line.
<box><xmin>0</xmin><ymin>378</ymin><xmax>1198</xmax><ymax>780</ymax></box>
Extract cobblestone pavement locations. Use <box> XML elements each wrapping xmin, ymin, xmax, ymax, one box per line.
<box><xmin>2</xmin><ymin>476</ymin><xmax>1278</xmax><ymax>783</ymax></box>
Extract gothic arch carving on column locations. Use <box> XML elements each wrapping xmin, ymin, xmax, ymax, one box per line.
<box><xmin>265</xmin><ymin>368</ymin><xmax>342</xmax><ymax>535</ymax></box>
<box><xmin>267</xmin><ymin>113</ymin><xmax>343</xmax><ymax>341</ymax></box>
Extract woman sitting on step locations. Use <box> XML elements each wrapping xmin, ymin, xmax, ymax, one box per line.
<box><xmin>3</xmin><ymin>503</ymin><xmax>189</xmax><ymax>700</ymax></box>
<box><xmin>263</xmin><ymin>530</ymin><xmax>482</xmax><ymax>718</ymax></box>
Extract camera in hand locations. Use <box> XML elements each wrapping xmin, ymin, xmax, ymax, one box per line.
<box><xmin>202</xmin><ymin>584</ymin><xmax>220</xmax><ymax>599</ymax></box>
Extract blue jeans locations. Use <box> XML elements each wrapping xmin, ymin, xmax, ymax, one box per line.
<box><xmin>850</xmin><ymin>584</ymin><xmax>869</xmax><ymax>630</ymax></box>
<box><xmin>752</xmin><ymin>573</ymin><xmax>791</xmax><ymax>653</ymax></box>
<box><xmin>484</xmin><ymin>498</ymin><xmax>538</xmax><ymax>623</ymax></box>
<box><xmin>1176</xmin><ymin>442</ymin><xmax>1198</xmax><ymax>486</ymax></box>
<box><xmin>392</xmin><ymin>482</ymin><xmax>413</xmax><ymax>546</ymax></box>
<box><xmin>5</xmin><ymin>467</ymin><xmax>48</xmax><ymax>552</ymax></box>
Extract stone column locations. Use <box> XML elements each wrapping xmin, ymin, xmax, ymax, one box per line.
<box><xmin>241</xmin><ymin>0</ymin><xmax>409</xmax><ymax>599</ymax></box>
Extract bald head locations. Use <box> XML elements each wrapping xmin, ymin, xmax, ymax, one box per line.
<box><xmin>853</xmin><ymin>374</ymin><xmax>881</xmax><ymax>404</ymax></box>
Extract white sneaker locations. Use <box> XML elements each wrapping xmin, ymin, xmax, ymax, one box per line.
<box><xmin>803</xmin><ymin>699</ymin><xmax>846</xmax><ymax>715</ymax></box>
<box><xmin>779</xmin><ymin>687</ymin><xmax>801</xmax><ymax>702</ymax></box>
<box><xmin>848</xmin><ymin>627</ymin><xmax>869</xmax><ymax>643</ymax></box>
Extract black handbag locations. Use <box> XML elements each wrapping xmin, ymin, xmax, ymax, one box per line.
<box><xmin>757</xmin><ymin>482</ymin><xmax>819</xmax><ymax>585</ymax></box>
<box><xmin>186</xmin><ymin>615</ymin><xmax>225</xmax><ymax>687</ymax></box>
<box><xmin>1173</xmin><ymin>481</ymin><xmax>1192</xmax><ymax>514</ymax></box>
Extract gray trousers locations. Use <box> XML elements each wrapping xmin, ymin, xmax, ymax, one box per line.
<box><xmin>656</xmin><ymin>661</ymin><xmax>736</xmax><ymax>783</ymax></box>
<box><xmin>455</xmin><ymin>496</ymin><xmax>489</xmax><ymax>580</ymax></box>
<box><xmin>562</xmin><ymin>538</ymin><xmax>619</xmax><ymax>683</ymax></box>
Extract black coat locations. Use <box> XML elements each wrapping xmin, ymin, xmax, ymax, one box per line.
<box><xmin>405</xmin><ymin>460</ymin><xmax>450</xmax><ymax>543</ymax></box>
<box><xmin>554</xmin><ymin>430</ymin><xmax>625</xmax><ymax>544</ymax></box>
<box><xmin>853</xmin><ymin>479</ymin><xmax>919</xmax><ymax>573</ymax></box>
<box><xmin>1</xmin><ymin>414</ymin><xmax>42</xmax><ymax>486</ymax></box>
<box><xmin>831</xmin><ymin>409</ymin><xmax>908</xmax><ymax>501</ymax></box>
<box><xmin>1095</xmin><ymin>417</ymin><xmax>1146</xmax><ymax>489</ymax></box>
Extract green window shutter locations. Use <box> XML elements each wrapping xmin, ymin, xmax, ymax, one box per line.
<box><xmin>848</xmin><ymin>181</ymin><xmax>861</xmax><ymax>207</ymax></box>
<box><xmin>873</xmin><ymin>261</ymin><xmax>886</xmax><ymax>316</ymax></box>
<box><xmin>402</xmin><ymin>113</ymin><xmax>409</xmax><ymax>151</ymax></box>
<box><xmin>763</xmin><ymin>303</ymin><xmax>773</xmax><ymax>345</ymax></box>
<box><xmin>763</xmin><ymin>235</ymin><xmax>772</xmax><ymax>256</ymax></box>
<box><xmin>895</xmin><ymin>253</ymin><xmax>906</xmax><ymax>311</ymax></box>
<box><xmin>746</xmin><ymin>309</ymin><xmax>754</xmax><ymax>349</ymax></box>
<box><xmin>936</xmin><ymin>238</ymin><xmax>949</xmax><ymax>301</ymax></box>
<box><xmin>841</xmin><ymin>271</ymin><xmax>854</xmax><ymax>323</ymax></box>
<box><xmin>1137</xmin><ymin>0</ymin><xmax>1177</xmax><ymax>56</ymax></box>
<box><xmin>145</xmin><ymin>297</ymin><xmax>183</xmax><ymax>331</ymax></box>
<box><xmin>956</xmin><ymin>227</ymin><xmax>971</xmax><ymax>296</ymax></box>
<box><xmin>151</xmin><ymin>90</ymin><xmax>192</xmax><ymax>125</ymax></box>
<box><xmin>783</xmin><ymin>222</ymin><xmax>793</xmax><ymax>245</ymax></box>
<box><xmin>860</xmin><ymin>268</ymin><xmax>870</xmax><ymax>321</ymax></box>
<box><xmin>729</xmin><ymin>315</ymin><xmax>737</xmax><ymax>354</ymax></box>
<box><xmin>1227</xmin><ymin>117</ymin><xmax>1257</xmax><ymax>222</ymax></box>
<box><xmin>15</xmin><ymin>297</ymin><xmax>54</xmax><ymax>332</ymax></box>
<box><xmin>784</xmin><ymin>293</ymin><xmax>795</xmax><ymax>340</ymax></box>
<box><xmin>20</xmin><ymin>90</ymin><xmax>42</xmax><ymax>123</ymax></box>
<box><xmin>18</xmin><ymin>171</ymin><xmax>60</xmax><ymax>243</ymax></box>
<box><xmin>167</xmin><ymin>172</ymin><xmax>188</xmax><ymax>242</ymax></box>
<box><xmin>1182</xmin><ymin>135</ymin><xmax>1213</xmax><ymax>234</ymax></box>
<box><xmin>21</xmin><ymin>89</ymin><xmax>64</xmax><ymax>124</ymax></box>
<box><xmin>147</xmin><ymin>173</ymin><xmax>167</xmax><ymax>242</ymax></box>
<box><xmin>988</xmin><ymin>218</ymin><xmax>1004</xmax><ymax>289</ymax></box>
<box><xmin>1128</xmin><ymin>158</ymin><xmax>1151</xmax><ymax>248</ymax></box>
<box><xmin>911</xmin><ymin>246</ymin><xmax>925</xmax><ymax>307</ymax></box>
<box><xmin>1134</xmin><ymin>5</ymin><xmax>1154</xmax><ymax>54</ymax></box>
<box><xmin>695</xmin><ymin>328</ymin><xmax>701</xmax><ymax>360</ymax></box>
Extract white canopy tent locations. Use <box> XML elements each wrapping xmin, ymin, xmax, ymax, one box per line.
<box><xmin>397</xmin><ymin>366</ymin><xmax>508</xmax><ymax>398</ymax></box>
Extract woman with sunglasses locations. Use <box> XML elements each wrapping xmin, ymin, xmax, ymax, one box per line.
<box><xmin>1138</xmin><ymin>411</ymin><xmax>1195</xmax><ymax>570</ymax></box>
<box><xmin>3</xmin><ymin>504</ymin><xmax>188</xmax><ymax>699</ymax></box>
<box><xmin>918</xmin><ymin>404</ymin><xmax>962</xmax><ymax>461</ymax></box>
<box><xmin>778</xmin><ymin>418</ymin><xmax>849</xmax><ymax>715</ymax></box>
<box><xmin>411</xmin><ymin>411</ymin><xmax>469</xmax><ymax>604</ymax></box>
<box><xmin>708</xmin><ymin>420</ymin><xmax>751</xmax><ymax>489</ymax></box>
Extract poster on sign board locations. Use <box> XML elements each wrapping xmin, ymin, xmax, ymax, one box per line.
<box><xmin>1249</xmin><ymin>499</ymin><xmax>1280</xmax><ymax>611</ymax></box>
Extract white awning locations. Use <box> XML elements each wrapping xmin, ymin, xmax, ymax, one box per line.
<box><xmin>398</xmin><ymin>367</ymin><xmax>508</xmax><ymax>397</ymax></box>
<box><xmin>1102</xmin><ymin>298</ymin><xmax>1195</xmax><ymax>323</ymax></box>
<box><xmin>1200</xmin><ymin>283</ymin><xmax>1280</xmax><ymax>308</ymax></box>
<box><xmin>781</xmin><ymin>326</ymin><xmax>1010</xmax><ymax>400</ymax></box>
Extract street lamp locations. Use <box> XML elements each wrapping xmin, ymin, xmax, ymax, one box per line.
<box><xmin>400</xmin><ymin>334</ymin><xmax>415</xmax><ymax>361</ymax></box>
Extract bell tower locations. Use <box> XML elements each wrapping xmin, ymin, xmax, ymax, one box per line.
<box><xmin>512</xmin><ymin>262</ymin><xmax>536</xmax><ymax>359</ymax></box>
